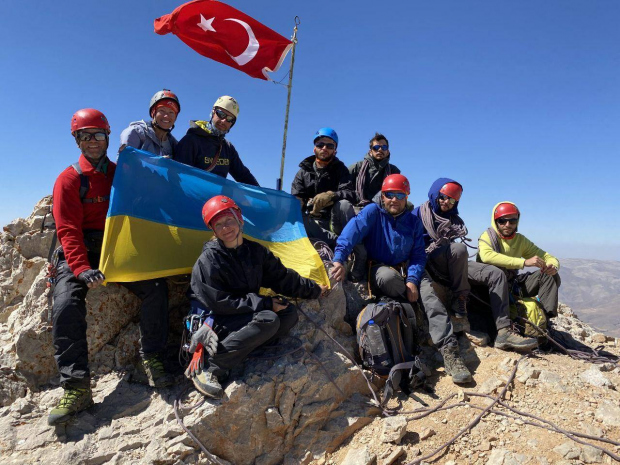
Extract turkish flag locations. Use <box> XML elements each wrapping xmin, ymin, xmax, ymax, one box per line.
<box><xmin>155</xmin><ymin>0</ymin><xmax>293</xmax><ymax>80</ymax></box>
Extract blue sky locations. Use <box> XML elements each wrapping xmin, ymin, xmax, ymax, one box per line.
<box><xmin>1</xmin><ymin>1</ymin><xmax>619</xmax><ymax>260</ymax></box>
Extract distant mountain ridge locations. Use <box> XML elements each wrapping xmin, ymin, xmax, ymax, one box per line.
<box><xmin>558</xmin><ymin>258</ymin><xmax>620</xmax><ymax>337</ymax></box>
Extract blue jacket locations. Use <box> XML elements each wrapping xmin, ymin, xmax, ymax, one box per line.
<box><xmin>413</xmin><ymin>177</ymin><xmax>462</xmax><ymax>249</ymax></box>
<box><xmin>333</xmin><ymin>202</ymin><xmax>427</xmax><ymax>286</ymax></box>
<box><xmin>119</xmin><ymin>120</ymin><xmax>178</xmax><ymax>158</ymax></box>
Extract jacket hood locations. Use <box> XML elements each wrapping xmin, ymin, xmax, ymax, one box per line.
<box><xmin>428</xmin><ymin>177</ymin><xmax>462</xmax><ymax>216</ymax></box>
<box><xmin>491</xmin><ymin>200</ymin><xmax>519</xmax><ymax>238</ymax></box>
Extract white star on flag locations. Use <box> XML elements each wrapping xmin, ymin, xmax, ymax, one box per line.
<box><xmin>197</xmin><ymin>15</ymin><xmax>216</xmax><ymax>32</ymax></box>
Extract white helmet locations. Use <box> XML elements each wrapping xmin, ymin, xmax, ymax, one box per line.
<box><xmin>213</xmin><ymin>95</ymin><xmax>239</xmax><ymax>118</ymax></box>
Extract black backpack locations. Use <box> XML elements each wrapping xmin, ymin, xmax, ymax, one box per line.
<box><xmin>356</xmin><ymin>298</ymin><xmax>429</xmax><ymax>406</ymax></box>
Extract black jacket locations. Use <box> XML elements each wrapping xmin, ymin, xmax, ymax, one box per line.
<box><xmin>291</xmin><ymin>155</ymin><xmax>355</xmax><ymax>215</ymax></box>
<box><xmin>174</xmin><ymin>121</ymin><xmax>259</xmax><ymax>186</ymax></box>
<box><xmin>191</xmin><ymin>239</ymin><xmax>321</xmax><ymax>315</ymax></box>
<box><xmin>349</xmin><ymin>154</ymin><xmax>400</xmax><ymax>205</ymax></box>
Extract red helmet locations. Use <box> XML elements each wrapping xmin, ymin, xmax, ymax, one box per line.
<box><xmin>381</xmin><ymin>174</ymin><xmax>410</xmax><ymax>195</ymax></box>
<box><xmin>149</xmin><ymin>89</ymin><xmax>181</xmax><ymax>117</ymax></box>
<box><xmin>202</xmin><ymin>195</ymin><xmax>243</xmax><ymax>229</ymax></box>
<box><xmin>494</xmin><ymin>202</ymin><xmax>520</xmax><ymax>219</ymax></box>
<box><xmin>71</xmin><ymin>109</ymin><xmax>111</xmax><ymax>135</ymax></box>
<box><xmin>439</xmin><ymin>182</ymin><xmax>463</xmax><ymax>201</ymax></box>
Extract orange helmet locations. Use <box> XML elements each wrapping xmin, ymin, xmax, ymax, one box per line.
<box><xmin>439</xmin><ymin>182</ymin><xmax>463</xmax><ymax>201</ymax></box>
<box><xmin>494</xmin><ymin>202</ymin><xmax>520</xmax><ymax>219</ymax></box>
<box><xmin>71</xmin><ymin>108</ymin><xmax>110</xmax><ymax>135</ymax></box>
<box><xmin>202</xmin><ymin>195</ymin><xmax>243</xmax><ymax>229</ymax></box>
<box><xmin>381</xmin><ymin>174</ymin><xmax>410</xmax><ymax>195</ymax></box>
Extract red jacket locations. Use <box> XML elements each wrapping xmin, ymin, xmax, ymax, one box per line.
<box><xmin>52</xmin><ymin>155</ymin><xmax>116</xmax><ymax>277</ymax></box>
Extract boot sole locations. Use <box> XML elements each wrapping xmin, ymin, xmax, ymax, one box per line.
<box><xmin>193</xmin><ymin>381</ymin><xmax>223</xmax><ymax>399</ymax></box>
<box><xmin>495</xmin><ymin>342</ymin><xmax>538</xmax><ymax>352</ymax></box>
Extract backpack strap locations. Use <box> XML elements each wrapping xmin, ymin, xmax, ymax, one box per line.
<box><xmin>71</xmin><ymin>162</ymin><xmax>109</xmax><ymax>204</ymax></box>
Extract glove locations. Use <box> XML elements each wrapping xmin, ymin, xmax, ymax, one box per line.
<box><xmin>310</xmin><ymin>191</ymin><xmax>335</xmax><ymax>217</ymax></box>
<box><xmin>189</xmin><ymin>323</ymin><xmax>219</xmax><ymax>357</ymax></box>
<box><xmin>78</xmin><ymin>269</ymin><xmax>105</xmax><ymax>285</ymax></box>
<box><xmin>185</xmin><ymin>345</ymin><xmax>204</xmax><ymax>378</ymax></box>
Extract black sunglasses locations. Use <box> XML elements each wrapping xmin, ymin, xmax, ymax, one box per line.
<box><xmin>383</xmin><ymin>192</ymin><xmax>407</xmax><ymax>200</ymax></box>
<box><xmin>214</xmin><ymin>108</ymin><xmax>236</xmax><ymax>123</ymax></box>
<box><xmin>372</xmin><ymin>144</ymin><xmax>389</xmax><ymax>151</ymax></box>
<box><xmin>496</xmin><ymin>218</ymin><xmax>519</xmax><ymax>225</ymax></box>
<box><xmin>315</xmin><ymin>142</ymin><xmax>336</xmax><ymax>150</ymax></box>
<box><xmin>437</xmin><ymin>194</ymin><xmax>456</xmax><ymax>205</ymax></box>
<box><xmin>77</xmin><ymin>132</ymin><xmax>107</xmax><ymax>142</ymax></box>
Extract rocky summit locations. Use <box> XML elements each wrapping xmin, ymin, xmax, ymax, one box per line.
<box><xmin>1</xmin><ymin>199</ymin><xmax>619</xmax><ymax>465</ymax></box>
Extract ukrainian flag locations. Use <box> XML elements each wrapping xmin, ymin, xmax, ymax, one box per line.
<box><xmin>100</xmin><ymin>147</ymin><xmax>329</xmax><ymax>287</ymax></box>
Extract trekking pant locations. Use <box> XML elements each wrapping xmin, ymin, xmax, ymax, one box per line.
<box><xmin>514</xmin><ymin>270</ymin><xmax>561</xmax><ymax>317</ymax></box>
<box><xmin>419</xmin><ymin>272</ymin><xmax>456</xmax><ymax>349</ymax></box>
<box><xmin>52</xmin><ymin>254</ymin><xmax>169</xmax><ymax>388</ymax></box>
<box><xmin>303</xmin><ymin>199</ymin><xmax>355</xmax><ymax>249</ymax></box>
<box><xmin>466</xmin><ymin>261</ymin><xmax>511</xmax><ymax>330</ymax></box>
<box><xmin>426</xmin><ymin>243</ymin><xmax>470</xmax><ymax>297</ymax></box>
<box><xmin>207</xmin><ymin>305</ymin><xmax>299</xmax><ymax>379</ymax></box>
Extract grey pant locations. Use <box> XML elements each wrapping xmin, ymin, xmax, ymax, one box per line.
<box><xmin>466</xmin><ymin>261</ymin><xmax>511</xmax><ymax>330</ymax></box>
<box><xmin>426</xmin><ymin>243</ymin><xmax>470</xmax><ymax>296</ymax></box>
<box><xmin>303</xmin><ymin>199</ymin><xmax>355</xmax><ymax>249</ymax></box>
<box><xmin>514</xmin><ymin>270</ymin><xmax>561</xmax><ymax>317</ymax></box>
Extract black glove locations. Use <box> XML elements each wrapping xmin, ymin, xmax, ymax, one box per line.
<box><xmin>78</xmin><ymin>269</ymin><xmax>105</xmax><ymax>285</ymax></box>
<box><xmin>189</xmin><ymin>323</ymin><xmax>219</xmax><ymax>356</ymax></box>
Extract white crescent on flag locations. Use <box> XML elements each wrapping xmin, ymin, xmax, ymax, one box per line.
<box><xmin>197</xmin><ymin>15</ymin><xmax>260</xmax><ymax>67</ymax></box>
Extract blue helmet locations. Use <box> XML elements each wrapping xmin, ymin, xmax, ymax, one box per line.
<box><xmin>314</xmin><ymin>127</ymin><xmax>338</xmax><ymax>146</ymax></box>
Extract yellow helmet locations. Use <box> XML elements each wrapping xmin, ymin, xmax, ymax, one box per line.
<box><xmin>213</xmin><ymin>96</ymin><xmax>239</xmax><ymax>118</ymax></box>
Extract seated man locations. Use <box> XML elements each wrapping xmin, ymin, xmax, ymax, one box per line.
<box><xmin>472</xmin><ymin>202</ymin><xmax>561</xmax><ymax>329</ymax></box>
<box><xmin>414</xmin><ymin>180</ymin><xmax>538</xmax><ymax>375</ymax></box>
<box><xmin>291</xmin><ymin>128</ymin><xmax>356</xmax><ymax>249</ymax></box>
<box><xmin>187</xmin><ymin>196</ymin><xmax>327</xmax><ymax>398</ymax></box>
<box><xmin>349</xmin><ymin>132</ymin><xmax>400</xmax><ymax>209</ymax></box>
<box><xmin>48</xmin><ymin>109</ymin><xmax>172</xmax><ymax>426</ymax></box>
<box><xmin>119</xmin><ymin>89</ymin><xmax>181</xmax><ymax>158</ymax></box>
<box><xmin>174</xmin><ymin>96</ymin><xmax>259</xmax><ymax>186</ymax></box>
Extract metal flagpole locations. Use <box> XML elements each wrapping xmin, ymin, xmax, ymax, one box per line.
<box><xmin>276</xmin><ymin>16</ymin><xmax>300</xmax><ymax>191</ymax></box>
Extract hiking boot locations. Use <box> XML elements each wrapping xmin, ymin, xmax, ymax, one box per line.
<box><xmin>495</xmin><ymin>327</ymin><xmax>538</xmax><ymax>352</ymax></box>
<box><xmin>141</xmin><ymin>353</ymin><xmax>174</xmax><ymax>388</ymax></box>
<box><xmin>441</xmin><ymin>344</ymin><xmax>472</xmax><ymax>384</ymax></box>
<box><xmin>452</xmin><ymin>295</ymin><xmax>468</xmax><ymax>319</ymax></box>
<box><xmin>48</xmin><ymin>386</ymin><xmax>93</xmax><ymax>426</ymax></box>
<box><xmin>193</xmin><ymin>370</ymin><xmax>224</xmax><ymax>399</ymax></box>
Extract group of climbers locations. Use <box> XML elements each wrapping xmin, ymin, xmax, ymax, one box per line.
<box><xmin>47</xmin><ymin>92</ymin><xmax>561</xmax><ymax>425</ymax></box>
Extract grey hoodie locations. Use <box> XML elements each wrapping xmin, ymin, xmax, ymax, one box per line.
<box><xmin>119</xmin><ymin>120</ymin><xmax>178</xmax><ymax>158</ymax></box>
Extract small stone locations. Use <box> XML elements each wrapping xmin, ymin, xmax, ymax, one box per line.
<box><xmin>553</xmin><ymin>441</ymin><xmax>581</xmax><ymax>460</ymax></box>
<box><xmin>465</xmin><ymin>330</ymin><xmax>489</xmax><ymax>346</ymax></box>
<box><xmin>381</xmin><ymin>416</ymin><xmax>407</xmax><ymax>444</ymax></box>
<box><xmin>580</xmin><ymin>445</ymin><xmax>604</xmax><ymax>463</ymax></box>
<box><xmin>380</xmin><ymin>447</ymin><xmax>404</xmax><ymax>465</ymax></box>
<box><xmin>341</xmin><ymin>446</ymin><xmax>375</xmax><ymax>465</ymax></box>
<box><xmin>580</xmin><ymin>368</ymin><xmax>614</xmax><ymax>389</ymax></box>
<box><xmin>456</xmin><ymin>389</ymin><xmax>469</xmax><ymax>402</ymax></box>
<box><xmin>595</xmin><ymin>401</ymin><xmax>620</xmax><ymax>427</ymax></box>
<box><xmin>479</xmin><ymin>376</ymin><xmax>505</xmax><ymax>395</ymax></box>
<box><xmin>477</xmin><ymin>440</ymin><xmax>491</xmax><ymax>451</ymax></box>
<box><xmin>591</xmin><ymin>334</ymin><xmax>607</xmax><ymax>344</ymax></box>
<box><xmin>419</xmin><ymin>428</ymin><xmax>435</xmax><ymax>440</ymax></box>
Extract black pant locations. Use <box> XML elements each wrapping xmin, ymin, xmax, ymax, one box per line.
<box><xmin>52</xmin><ymin>255</ymin><xmax>169</xmax><ymax>388</ymax></box>
<box><xmin>208</xmin><ymin>305</ymin><xmax>299</xmax><ymax>379</ymax></box>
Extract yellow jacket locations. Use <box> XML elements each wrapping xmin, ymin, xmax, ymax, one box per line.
<box><xmin>478</xmin><ymin>201</ymin><xmax>560</xmax><ymax>270</ymax></box>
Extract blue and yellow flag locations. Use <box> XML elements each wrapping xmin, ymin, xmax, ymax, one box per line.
<box><xmin>100</xmin><ymin>147</ymin><xmax>329</xmax><ymax>287</ymax></box>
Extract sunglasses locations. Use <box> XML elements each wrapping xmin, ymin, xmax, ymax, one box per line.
<box><xmin>383</xmin><ymin>192</ymin><xmax>407</xmax><ymax>200</ymax></box>
<box><xmin>314</xmin><ymin>142</ymin><xmax>336</xmax><ymax>150</ymax></box>
<box><xmin>214</xmin><ymin>108</ymin><xmax>236</xmax><ymax>123</ymax></box>
<box><xmin>437</xmin><ymin>194</ymin><xmax>456</xmax><ymax>205</ymax></box>
<box><xmin>496</xmin><ymin>218</ymin><xmax>519</xmax><ymax>225</ymax></box>
<box><xmin>77</xmin><ymin>132</ymin><xmax>107</xmax><ymax>142</ymax></box>
<box><xmin>372</xmin><ymin>144</ymin><xmax>389</xmax><ymax>151</ymax></box>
